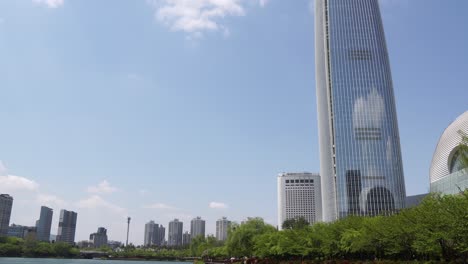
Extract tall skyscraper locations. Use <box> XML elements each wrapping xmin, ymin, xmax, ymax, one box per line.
<box><xmin>168</xmin><ymin>219</ymin><xmax>183</xmax><ymax>246</ymax></box>
<box><xmin>277</xmin><ymin>173</ymin><xmax>322</xmax><ymax>229</ymax></box>
<box><xmin>315</xmin><ymin>0</ymin><xmax>406</xmax><ymax>221</ymax></box>
<box><xmin>215</xmin><ymin>217</ymin><xmax>231</xmax><ymax>241</ymax></box>
<box><xmin>190</xmin><ymin>216</ymin><xmax>205</xmax><ymax>238</ymax></box>
<box><xmin>89</xmin><ymin>227</ymin><xmax>108</xmax><ymax>248</ymax></box>
<box><xmin>36</xmin><ymin>206</ymin><xmax>53</xmax><ymax>242</ymax></box>
<box><xmin>56</xmin><ymin>209</ymin><xmax>77</xmax><ymax>244</ymax></box>
<box><xmin>0</xmin><ymin>194</ymin><xmax>13</xmax><ymax>236</ymax></box>
<box><xmin>144</xmin><ymin>221</ymin><xmax>166</xmax><ymax>247</ymax></box>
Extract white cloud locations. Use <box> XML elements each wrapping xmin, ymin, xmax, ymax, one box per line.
<box><xmin>76</xmin><ymin>195</ymin><xmax>126</xmax><ymax>214</ymax></box>
<box><xmin>86</xmin><ymin>180</ymin><xmax>118</xmax><ymax>194</ymax></box>
<box><xmin>147</xmin><ymin>0</ymin><xmax>268</xmax><ymax>36</ymax></box>
<box><xmin>143</xmin><ymin>202</ymin><xmax>178</xmax><ymax>210</ymax></box>
<box><xmin>36</xmin><ymin>193</ymin><xmax>67</xmax><ymax>207</ymax></box>
<box><xmin>209</xmin><ymin>201</ymin><xmax>228</xmax><ymax>209</ymax></box>
<box><xmin>33</xmin><ymin>0</ymin><xmax>64</xmax><ymax>8</ymax></box>
<box><xmin>0</xmin><ymin>175</ymin><xmax>39</xmax><ymax>192</ymax></box>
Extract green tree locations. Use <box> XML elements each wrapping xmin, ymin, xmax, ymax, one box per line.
<box><xmin>225</xmin><ymin>217</ymin><xmax>276</xmax><ymax>257</ymax></box>
<box><xmin>0</xmin><ymin>243</ymin><xmax>22</xmax><ymax>257</ymax></box>
<box><xmin>53</xmin><ymin>242</ymin><xmax>78</xmax><ymax>258</ymax></box>
<box><xmin>281</xmin><ymin>216</ymin><xmax>309</xmax><ymax>230</ymax></box>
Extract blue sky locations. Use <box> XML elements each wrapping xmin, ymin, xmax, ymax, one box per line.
<box><xmin>0</xmin><ymin>0</ymin><xmax>467</xmax><ymax>245</ymax></box>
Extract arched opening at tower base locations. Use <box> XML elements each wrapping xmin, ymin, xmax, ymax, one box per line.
<box><xmin>366</xmin><ymin>187</ymin><xmax>395</xmax><ymax>216</ymax></box>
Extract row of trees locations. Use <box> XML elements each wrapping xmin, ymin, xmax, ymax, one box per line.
<box><xmin>1</xmin><ymin>191</ymin><xmax>468</xmax><ymax>262</ymax></box>
<box><xmin>0</xmin><ymin>236</ymin><xmax>79</xmax><ymax>258</ymax></box>
<box><xmin>196</xmin><ymin>191</ymin><xmax>468</xmax><ymax>262</ymax></box>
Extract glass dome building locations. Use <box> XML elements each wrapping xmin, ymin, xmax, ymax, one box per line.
<box><xmin>430</xmin><ymin>111</ymin><xmax>468</xmax><ymax>194</ymax></box>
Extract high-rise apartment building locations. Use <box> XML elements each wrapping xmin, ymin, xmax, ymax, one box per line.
<box><xmin>0</xmin><ymin>194</ymin><xmax>13</xmax><ymax>236</ymax></box>
<box><xmin>144</xmin><ymin>221</ymin><xmax>165</xmax><ymax>247</ymax></box>
<box><xmin>144</xmin><ymin>221</ymin><xmax>156</xmax><ymax>246</ymax></box>
<box><xmin>168</xmin><ymin>219</ymin><xmax>183</xmax><ymax>247</ymax></box>
<box><xmin>155</xmin><ymin>225</ymin><xmax>165</xmax><ymax>246</ymax></box>
<box><xmin>190</xmin><ymin>216</ymin><xmax>205</xmax><ymax>238</ymax></box>
<box><xmin>56</xmin><ymin>209</ymin><xmax>77</xmax><ymax>244</ymax></box>
<box><xmin>182</xmin><ymin>231</ymin><xmax>191</xmax><ymax>246</ymax></box>
<box><xmin>315</xmin><ymin>0</ymin><xmax>406</xmax><ymax>221</ymax></box>
<box><xmin>36</xmin><ymin>206</ymin><xmax>53</xmax><ymax>242</ymax></box>
<box><xmin>215</xmin><ymin>217</ymin><xmax>231</xmax><ymax>241</ymax></box>
<box><xmin>89</xmin><ymin>227</ymin><xmax>108</xmax><ymax>248</ymax></box>
<box><xmin>277</xmin><ymin>173</ymin><xmax>322</xmax><ymax>229</ymax></box>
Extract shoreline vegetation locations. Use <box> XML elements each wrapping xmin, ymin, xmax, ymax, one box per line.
<box><xmin>2</xmin><ymin>191</ymin><xmax>468</xmax><ymax>263</ymax></box>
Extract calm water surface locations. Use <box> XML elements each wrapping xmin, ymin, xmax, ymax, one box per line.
<box><xmin>0</xmin><ymin>258</ymin><xmax>188</xmax><ymax>264</ymax></box>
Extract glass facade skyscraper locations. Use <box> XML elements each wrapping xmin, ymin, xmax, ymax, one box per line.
<box><xmin>315</xmin><ymin>0</ymin><xmax>406</xmax><ymax>221</ymax></box>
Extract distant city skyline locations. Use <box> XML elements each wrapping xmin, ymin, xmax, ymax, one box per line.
<box><xmin>0</xmin><ymin>0</ymin><xmax>467</xmax><ymax>245</ymax></box>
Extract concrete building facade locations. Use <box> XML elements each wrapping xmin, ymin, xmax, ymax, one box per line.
<box><xmin>168</xmin><ymin>219</ymin><xmax>183</xmax><ymax>247</ymax></box>
<box><xmin>89</xmin><ymin>227</ymin><xmax>108</xmax><ymax>248</ymax></box>
<box><xmin>277</xmin><ymin>173</ymin><xmax>322</xmax><ymax>229</ymax></box>
<box><xmin>56</xmin><ymin>209</ymin><xmax>77</xmax><ymax>244</ymax></box>
<box><xmin>190</xmin><ymin>216</ymin><xmax>205</xmax><ymax>238</ymax></box>
<box><xmin>216</xmin><ymin>217</ymin><xmax>231</xmax><ymax>241</ymax></box>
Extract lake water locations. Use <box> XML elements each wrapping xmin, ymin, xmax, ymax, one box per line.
<box><xmin>0</xmin><ymin>258</ymin><xmax>189</xmax><ymax>264</ymax></box>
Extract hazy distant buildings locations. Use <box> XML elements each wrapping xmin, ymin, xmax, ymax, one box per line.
<box><xmin>144</xmin><ymin>221</ymin><xmax>156</xmax><ymax>246</ymax></box>
<box><xmin>315</xmin><ymin>0</ymin><xmax>406</xmax><ymax>221</ymax></box>
<box><xmin>182</xmin><ymin>231</ymin><xmax>191</xmax><ymax>246</ymax></box>
<box><xmin>0</xmin><ymin>194</ymin><xmax>13</xmax><ymax>236</ymax></box>
<box><xmin>277</xmin><ymin>173</ymin><xmax>322</xmax><ymax>229</ymax></box>
<box><xmin>90</xmin><ymin>227</ymin><xmax>108</xmax><ymax>248</ymax></box>
<box><xmin>430</xmin><ymin>111</ymin><xmax>468</xmax><ymax>195</ymax></box>
<box><xmin>190</xmin><ymin>216</ymin><xmax>205</xmax><ymax>238</ymax></box>
<box><xmin>108</xmin><ymin>240</ymin><xmax>123</xmax><ymax>250</ymax></box>
<box><xmin>168</xmin><ymin>219</ymin><xmax>183</xmax><ymax>246</ymax></box>
<box><xmin>56</xmin><ymin>210</ymin><xmax>77</xmax><ymax>244</ymax></box>
<box><xmin>144</xmin><ymin>221</ymin><xmax>165</xmax><ymax>247</ymax></box>
<box><xmin>7</xmin><ymin>224</ymin><xmax>36</xmax><ymax>239</ymax></box>
<box><xmin>7</xmin><ymin>224</ymin><xmax>28</xmax><ymax>238</ymax></box>
<box><xmin>36</xmin><ymin>206</ymin><xmax>53</xmax><ymax>242</ymax></box>
<box><xmin>155</xmin><ymin>225</ymin><xmax>165</xmax><ymax>246</ymax></box>
<box><xmin>216</xmin><ymin>217</ymin><xmax>231</xmax><ymax>241</ymax></box>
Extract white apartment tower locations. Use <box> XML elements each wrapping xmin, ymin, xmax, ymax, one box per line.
<box><xmin>190</xmin><ymin>216</ymin><xmax>205</xmax><ymax>238</ymax></box>
<box><xmin>215</xmin><ymin>217</ymin><xmax>231</xmax><ymax>241</ymax></box>
<box><xmin>277</xmin><ymin>173</ymin><xmax>322</xmax><ymax>229</ymax></box>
